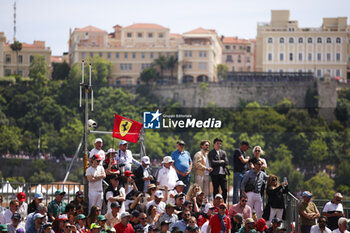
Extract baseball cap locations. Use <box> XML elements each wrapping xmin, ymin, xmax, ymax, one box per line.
<box><xmin>177</xmin><ymin>140</ymin><xmax>185</xmax><ymax>145</ymax></box>
<box><xmin>0</xmin><ymin>225</ymin><xmax>8</xmax><ymax>232</ymax></box>
<box><xmin>77</xmin><ymin>214</ymin><xmax>86</xmax><ymax>220</ymax></box>
<box><xmin>106</xmin><ymin>148</ymin><xmax>116</xmax><ymax>154</ymax></box>
<box><xmin>76</xmin><ymin>191</ymin><xmax>84</xmax><ymax>198</ymax></box>
<box><xmin>215</xmin><ymin>194</ymin><xmax>223</xmax><ymax>199</ymax></box>
<box><xmin>119</xmin><ymin>140</ymin><xmax>127</xmax><ymax>146</ymax></box>
<box><xmin>92</xmin><ymin>154</ymin><xmax>102</xmax><ymax>161</ymax></box>
<box><xmin>175</xmin><ymin>180</ymin><xmax>186</xmax><ymax>187</ymax></box>
<box><xmin>175</xmin><ymin>193</ymin><xmax>185</xmax><ymax>199</ymax></box>
<box><xmin>111</xmin><ymin>202</ymin><xmax>121</xmax><ymax>208</ymax></box>
<box><xmin>161</xmin><ymin>220</ymin><xmax>171</xmax><ymax>226</ymax></box>
<box><xmin>246</xmin><ymin>218</ymin><xmax>254</xmax><ymax>224</ymax></box>
<box><xmin>34</xmin><ymin>213</ymin><xmax>45</xmax><ymax>220</ymax></box>
<box><xmin>121</xmin><ymin>212</ymin><xmax>131</xmax><ymax>218</ymax></box>
<box><xmin>17</xmin><ymin>192</ymin><xmax>26</xmax><ymax>202</ymax></box>
<box><xmin>186</xmin><ymin>225</ymin><xmax>199</xmax><ymax>231</ymax></box>
<box><xmin>97</xmin><ymin>215</ymin><xmax>106</xmax><ymax>221</ymax></box>
<box><xmin>204</xmin><ymin>202</ymin><xmax>215</xmax><ymax>214</ymax></box>
<box><xmin>90</xmin><ymin>223</ymin><xmax>101</xmax><ymax>230</ymax></box>
<box><xmin>196</xmin><ymin>191</ymin><xmax>205</xmax><ymax>196</ymax></box>
<box><xmin>34</xmin><ymin>193</ymin><xmax>44</xmax><ymax>199</ymax></box>
<box><xmin>55</xmin><ymin>190</ymin><xmax>66</xmax><ymax>195</ymax></box>
<box><xmin>334</xmin><ymin>192</ymin><xmax>343</xmax><ymax>198</ymax></box>
<box><xmin>272</xmin><ymin>217</ymin><xmax>282</xmax><ymax>223</ymax></box>
<box><xmin>124</xmin><ymin>170</ymin><xmax>134</xmax><ymax>177</ymax></box>
<box><xmin>148</xmin><ymin>225</ymin><xmax>158</xmax><ymax>231</ymax></box>
<box><xmin>43</xmin><ymin>223</ymin><xmax>52</xmax><ymax>229</ymax></box>
<box><xmin>57</xmin><ymin>214</ymin><xmax>68</xmax><ymax>221</ymax></box>
<box><xmin>219</xmin><ymin>203</ymin><xmax>227</xmax><ymax>209</ymax></box>
<box><xmin>12</xmin><ymin>213</ymin><xmax>21</xmax><ymax>220</ymax></box>
<box><xmin>141</xmin><ymin>156</ymin><xmax>151</xmax><ymax>165</ymax></box>
<box><xmin>95</xmin><ymin>138</ymin><xmax>103</xmax><ymax>144</ymax></box>
<box><xmin>162</xmin><ymin>156</ymin><xmax>174</xmax><ymax>164</ymax></box>
<box><xmin>302</xmin><ymin>191</ymin><xmax>312</xmax><ymax>198</ymax></box>
<box><xmin>166</xmin><ymin>203</ymin><xmax>176</xmax><ymax>208</ymax></box>
<box><xmin>155</xmin><ymin>190</ymin><xmax>164</xmax><ymax>199</ymax></box>
<box><xmin>131</xmin><ymin>210</ymin><xmax>140</xmax><ymax>217</ymax></box>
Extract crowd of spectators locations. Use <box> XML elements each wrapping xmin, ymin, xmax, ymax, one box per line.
<box><xmin>0</xmin><ymin>138</ymin><xmax>349</xmax><ymax>233</ymax></box>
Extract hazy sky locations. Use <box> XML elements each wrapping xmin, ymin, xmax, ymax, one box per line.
<box><xmin>0</xmin><ymin>0</ymin><xmax>349</xmax><ymax>55</ymax></box>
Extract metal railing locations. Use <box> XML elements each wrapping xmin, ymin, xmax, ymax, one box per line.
<box><xmin>0</xmin><ymin>182</ymin><xmax>84</xmax><ymax>208</ymax></box>
<box><xmin>285</xmin><ymin>192</ymin><xmax>300</xmax><ymax>233</ymax></box>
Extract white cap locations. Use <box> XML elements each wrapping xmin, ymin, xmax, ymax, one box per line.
<box><xmin>155</xmin><ymin>190</ymin><xmax>164</xmax><ymax>199</ymax></box>
<box><xmin>334</xmin><ymin>192</ymin><xmax>343</xmax><ymax>198</ymax></box>
<box><xmin>141</xmin><ymin>156</ymin><xmax>151</xmax><ymax>165</ymax></box>
<box><xmin>162</xmin><ymin>156</ymin><xmax>174</xmax><ymax>164</ymax></box>
<box><xmin>121</xmin><ymin>212</ymin><xmax>131</xmax><ymax>218</ymax></box>
<box><xmin>119</xmin><ymin>140</ymin><xmax>128</xmax><ymax>145</ymax></box>
<box><xmin>175</xmin><ymin>180</ymin><xmax>186</xmax><ymax>187</ymax></box>
<box><xmin>107</xmin><ymin>148</ymin><xmax>116</xmax><ymax>154</ymax></box>
<box><xmin>95</xmin><ymin>138</ymin><xmax>103</xmax><ymax>144</ymax></box>
<box><xmin>204</xmin><ymin>202</ymin><xmax>214</xmax><ymax>214</ymax></box>
<box><xmin>215</xmin><ymin>194</ymin><xmax>223</xmax><ymax>199</ymax></box>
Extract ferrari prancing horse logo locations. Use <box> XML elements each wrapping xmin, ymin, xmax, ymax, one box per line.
<box><xmin>120</xmin><ymin>119</ymin><xmax>133</xmax><ymax>137</ymax></box>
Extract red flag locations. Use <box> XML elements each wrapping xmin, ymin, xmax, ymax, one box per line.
<box><xmin>112</xmin><ymin>114</ymin><xmax>143</xmax><ymax>143</ymax></box>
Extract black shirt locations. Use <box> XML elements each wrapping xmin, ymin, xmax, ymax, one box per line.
<box><xmin>233</xmin><ymin>149</ymin><xmax>246</xmax><ymax>172</ymax></box>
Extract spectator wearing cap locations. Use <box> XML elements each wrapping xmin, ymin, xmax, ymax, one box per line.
<box><xmin>27</xmin><ymin>213</ymin><xmax>45</xmax><ymax>233</ymax></box>
<box><xmin>193</xmin><ymin>191</ymin><xmax>206</xmax><ymax>214</ymax></box>
<box><xmin>298</xmin><ymin>191</ymin><xmax>320</xmax><ymax>233</ymax></box>
<box><xmin>194</xmin><ymin>140</ymin><xmax>212</xmax><ymax>196</ymax></box>
<box><xmin>310</xmin><ymin>216</ymin><xmax>332</xmax><ymax>233</ymax></box>
<box><xmin>160</xmin><ymin>220</ymin><xmax>171</xmax><ymax>233</ymax></box>
<box><xmin>25</xmin><ymin>203</ymin><xmax>47</xmax><ymax>233</ymax></box>
<box><xmin>238</xmin><ymin>218</ymin><xmax>256</xmax><ymax>233</ymax></box>
<box><xmin>70</xmin><ymin>191</ymin><xmax>88</xmax><ymax>216</ymax></box>
<box><xmin>266</xmin><ymin>217</ymin><xmax>283</xmax><ymax>233</ymax></box>
<box><xmin>123</xmin><ymin>170</ymin><xmax>139</xmax><ymax>211</ymax></box>
<box><xmin>241</xmin><ymin>159</ymin><xmax>269</xmax><ymax>219</ymax></box>
<box><xmin>134</xmin><ymin>156</ymin><xmax>154</xmax><ymax>192</ymax></box>
<box><xmin>103</xmin><ymin>148</ymin><xmax>120</xmax><ymax>185</ymax></box>
<box><xmin>86</xmin><ymin>154</ymin><xmax>106</xmax><ymax>211</ymax></box>
<box><xmin>6</xmin><ymin>213</ymin><xmax>24</xmax><ymax>233</ymax></box>
<box><xmin>208</xmin><ymin>138</ymin><xmax>230</xmax><ymax>203</ymax></box>
<box><xmin>255</xmin><ymin>218</ymin><xmax>268</xmax><ymax>233</ymax></box>
<box><xmin>157</xmin><ymin>156</ymin><xmax>178</xmax><ymax>190</ymax></box>
<box><xmin>333</xmin><ymin>217</ymin><xmax>349</xmax><ymax>233</ymax></box>
<box><xmin>42</xmin><ymin>223</ymin><xmax>54</xmax><ymax>233</ymax></box>
<box><xmin>229</xmin><ymin>194</ymin><xmax>252</xmax><ymax>221</ymax></box>
<box><xmin>158</xmin><ymin>203</ymin><xmax>178</xmax><ymax>228</ymax></box>
<box><xmin>116</xmin><ymin>140</ymin><xmax>140</xmax><ymax>172</ymax></box>
<box><xmin>105</xmin><ymin>202</ymin><xmax>120</xmax><ymax>228</ymax></box>
<box><xmin>89</xmin><ymin>138</ymin><xmax>105</xmax><ymax>163</ymax></box>
<box><xmin>90</xmin><ymin>223</ymin><xmax>102</xmax><ymax>233</ymax></box>
<box><xmin>114</xmin><ymin>212</ymin><xmax>134</xmax><ymax>233</ymax></box>
<box><xmin>170</xmin><ymin>209</ymin><xmax>192</xmax><ymax>233</ymax></box>
<box><xmin>171</xmin><ymin>140</ymin><xmax>192</xmax><ymax>194</ymax></box>
<box><xmin>97</xmin><ymin>215</ymin><xmax>107</xmax><ymax>232</ymax></box>
<box><xmin>54</xmin><ymin>214</ymin><xmax>69</xmax><ymax>233</ymax></box>
<box><xmin>233</xmin><ymin>141</ymin><xmax>251</xmax><ymax>204</ymax></box>
<box><xmin>147</xmin><ymin>191</ymin><xmax>166</xmax><ymax>215</ymax></box>
<box><xmin>0</xmin><ymin>225</ymin><xmax>8</xmax><ymax>233</ymax></box>
<box><xmin>105</xmin><ymin>175</ymin><xmax>125</xmax><ymax>214</ymax></box>
<box><xmin>76</xmin><ymin>214</ymin><xmax>88</xmax><ymax>233</ymax></box>
<box><xmin>16</xmin><ymin>193</ymin><xmax>27</xmax><ymax>221</ymax></box>
<box><xmin>148</xmin><ymin>225</ymin><xmax>159</xmax><ymax>233</ymax></box>
<box><xmin>208</xmin><ymin>203</ymin><xmax>231</xmax><ymax>233</ymax></box>
<box><xmin>168</xmin><ymin>181</ymin><xmax>185</xmax><ymax>205</ymax></box>
<box><xmin>129</xmin><ymin>210</ymin><xmax>140</xmax><ymax>228</ymax></box>
<box><xmin>0</xmin><ymin>200</ymin><xmax>20</xmax><ymax>225</ymax></box>
<box><xmin>197</xmin><ymin>202</ymin><xmax>215</xmax><ymax>229</ymax></box>
<box><xmin>28</xmin><ymin>193</ymin><xmax>44</xmax><ymax>215</ymax></box>
<box><xmin>213</xmin><ymin>194</ymin><xmax>225</xmax><ymax>215</ymax></box>
<box><xmin>322</xmin><ymin>192</ymin><xmax>344</xmax><ymax>230</ymax></box>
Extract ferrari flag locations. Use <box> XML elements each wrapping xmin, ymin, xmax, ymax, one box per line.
<box><xmin>112</xmin><ymin>114</ymin><xmax>143</xmax><ymax>143</ymax></box>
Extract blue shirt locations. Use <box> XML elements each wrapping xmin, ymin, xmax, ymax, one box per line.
<box><xmin>171</xmin><ymin>150</ymin><xmax>192</xmax><ymax>173</ymax></box>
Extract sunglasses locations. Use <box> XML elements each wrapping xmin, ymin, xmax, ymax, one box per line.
<box><xmin>319</xmin><ymin>221</ymin><xmax>327</xmax><ymax>223</ymax></box>
<box><xmin>241</xmin><ymin>200</ymin><xmax>248</xmax><ymax>202</ymax></box>
<box><xmin>272</xmin><ymin>179</ymin><xmax>277</xmax><ymax>181</ymax></box>
<box><xmin>256</xmin><ymin>163</ymin><xmax>263</xmax><ymax>166</ymax></box>
<box><xmin>219</xmin><ymin>207</ymin><xmax>226</xmax><ymax>209</ymax></box>
<box><xmin>96</xmin><ymin>209</ymin><xmax>101</xmax><ymax>211</ymax></box>
<box><xmin>184</xmin><ymin>214</ymin><xmax>191</xmax><ymax>216</ymax></box>
<box><xmin>140</xmin><ymin>217</ymin><xmax>147</xmax><ymax>220</ymax></box>
<box><xmin>204</xmin><ymin>144</ymin><xmax>209</xmax><ymax>146</ymax></box>
<box><xmin>255</xmin><ymin>150</ymin><xmax>261</xmax><ymax>152</ymax></box>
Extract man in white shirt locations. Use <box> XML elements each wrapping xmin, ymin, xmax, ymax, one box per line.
<box><xmin>89</xmin><ymin>138</ymin><xmax>105</xmax><ymax>163</ymax></box>
<box><xmin>86</xmin><ymin>154</ymin><xmax>106</xmax><ymax>211</ymax></box>
<box><xmin>167</xmin><ymin>181</ymin><xmax>185</xmax><ymax>204</ymax></box>
<box><xmin>115</xmin><ymin>140</ymin><xmax>140</xmax><ymax>171</ymax></box>
<box><xmin>0</xmin><ymin>200</ymin><xmax>19</xmax><ymax>224</ymax></box>
<box><xmin>322</xmin><ymin>193</ymin><xmax>344</xmax><ymax>231</ymax></box>
<box><xmin>146</xmin><ymin>191</ymin><xmax>166</xmax><ymax>215</ymax></box>
<box><xmin>310</xmin><ymin>216</ymin><xmax>332</xmax><ymax>233</ymax></box>
<box><xmin>157</xmin><ymin>156</ymin><xmax>178</xmax><ymax>190</ymax></box>
<box><xmin>332</xmin><ymin>217</ymin><xmax>349</xmax><ymax>233</ymax></box>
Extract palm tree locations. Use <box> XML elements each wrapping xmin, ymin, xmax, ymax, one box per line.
<box><xmin>10</xmin><ymin>41</ymin><xmax>22</xmax><ymax>75</ymax></box>
<box><xmin>153</xmin><ymin>55</ymin><xmax>167</xmax><ymax>79</ymax></box>
<box><xmin>166</xmin><ymin>55</ymin><xmax>178</xmax><ymax>79</ymax></box>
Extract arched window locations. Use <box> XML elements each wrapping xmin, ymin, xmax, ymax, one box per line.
<box><xmin>317</xmin><ymin>37</ymin><xmax>322</xmax><ymax>43</ymax></box>
<box><xmin>336</xmin><ymin>37</ymin><xmax>341</xmax><ymax>43</ymax></box>
<box><xmin>289</xmin><ymin>38</ymin><xmax>294</xmax><ymax>43</ymax></box>
<box><xmin>298</xmin><ymin>37</ymin><xmax>303</xmax><ymax>43</ymax></box>
<box><xmin>326</xmin><ymin>38</ymin><xmax>332</xmax><ymax>43</ymax></box>
<box><xmin>308</xmin><ymin>38</ymin><xmax>313</xmax><ymax>43</ymax></box>
<box><xmin>279</xmin><ymin>38</ymin><xmax>285</xmax><ymax>43</ymax></box>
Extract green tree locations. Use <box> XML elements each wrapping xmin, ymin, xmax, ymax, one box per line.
<box><xmin>10</xmin><ymin>41</ymin><xmax>22</xmax><ymax>75</ymax></box>
<box><xmin>217</xmin><ymin>64</ymin><xmax>229</xmax><ymax>80</ymax></box>
<box><xmin>153</xmin><ymin>56</ymin><xmax>167</xmax><ymax>79</ymax></box>
<box><xmin>140</xmin><ymin>67</ymin><xmax>157</xmax><ymax>84</ymax></box>
<box><xmin>307</xmin><ymin>139</ymin><xmax>329</xmax><ymax>163</ymax></box>
<box><xmin>52</xmin><ymin>61</ymin><xmax>70</xmax><ymax>80</ymax></box>
<box><xmin>59</xmin><ymin>118</ymin><xmax>83</xmax><ymax>156</ymax></box>
<box><xmin>29</xmin><ymin>55</ymin><xmax>49</xmax><ymax>96</ymax></box>
<box><xmin>6</xmin><ymin>176</ymin><xmax>25</xmax><ymax>188</ymax></box>
<box><xmin>29</xmin><ymin>171</ymin><xmax>55</xmax><ymax>184</ymax></box>
<box><xmin>304</xmin><ymin>172</ymin><xmax>335</xmax><ymax>199</ymax></box>
<box><xmin>166</xmin><ymin>56</ymin><xmax>178</xmax><ymax>78</ymax></box>
<box><xmin>0</xmin><ymin>125</ymin><xmax>22</xmax><ymax>153</ymax></box>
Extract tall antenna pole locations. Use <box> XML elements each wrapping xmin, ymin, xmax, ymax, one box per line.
<box><xmin>13</xmin><ymin>1</ymin><xmax>16</xmax><ymax>42</ymax></box>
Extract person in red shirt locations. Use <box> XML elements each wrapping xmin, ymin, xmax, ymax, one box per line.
<box><xmin>114</xmin><ymin>212</ymin><xmax>134</xmax><ymax>233</ymax></box>
<box><xmin>208</xmin><ymin>203</ymin><xmax>231</xmax><ymax>233</ymax></box>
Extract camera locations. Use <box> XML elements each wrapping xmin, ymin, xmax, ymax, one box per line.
<box><xmin>88</xmin><ymin>119</ymin><xmax>97</xmax><ymax>128</ymax></box>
